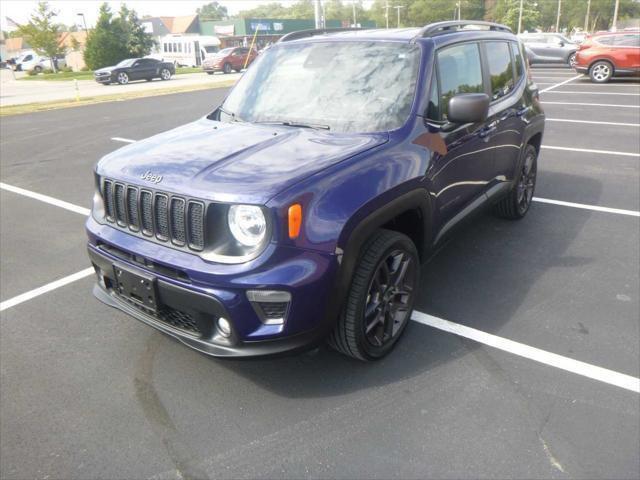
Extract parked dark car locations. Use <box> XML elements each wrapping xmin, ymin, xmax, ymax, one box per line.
<box><xmin>573</xmin><ymin>31</ymin><xmax>640</xmax><ymax>82</ymax></box>
<box><xmin>519</xmin><ymin>32</ymin><xmax>578</xmax><ymax>66</ymax></box>
<box><xmin>87</xmin><ymin>22</ymin><xmax>544</xmax><ymax>360</ymax></box>
<box><xmin>94</xmin><ymin>58</ymin><xmax>175</xmax><ymax>85</ymax></box>
<box><xmin>202</xmin><ymin>47</ymin><xmax>257</xmax><ymax>74</ymax></box>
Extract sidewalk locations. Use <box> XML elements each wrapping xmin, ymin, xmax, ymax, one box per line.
<box><xmin>0</xmin><ymin>68</ymin><xmax>240</xmax><ymax>107</ymax></box>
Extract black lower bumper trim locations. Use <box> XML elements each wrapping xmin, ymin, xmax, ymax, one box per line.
<box><xmin>88</xmin><ymin>245</ymin><xmax>327</xmax><ymax>358</ymax></box>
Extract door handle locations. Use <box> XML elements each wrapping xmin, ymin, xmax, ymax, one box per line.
<box><xmin>516</xmin><ymin>106</ymin><xmax>529</xmax><ymax>117</ymax></box>
<box><xmin>478</xmin><ymin>122</ymin><xmax>497</xmax><ymax>139</ymax></box>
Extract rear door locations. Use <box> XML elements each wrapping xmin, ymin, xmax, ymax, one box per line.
<box><xmin>482</xmin><ymin>40</ymin><xmax>526</xmax><ymax>189</ymax></box>
<box><xmin>614</xmin><ymin>34</ymin><xmax>640</xmax><ymax>70</ymax></box>
<box><xmin>425</xmin><ymin>42</ymin><xmax>498</xmax><ymax>230</ymax></box>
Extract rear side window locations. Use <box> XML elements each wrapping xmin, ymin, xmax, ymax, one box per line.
<box><xmin>485</xmin><ymin>41</ymin><xmax>515</xmax><ymax>101</ymax></box>
<box><xmin>595</xmin><ymin>36</ymin><xmax>615</xmax><ymax>45</ymax></box>
<box><xmin>437</xmin><ymin>43</ymin><xmax>483</xmax><ymax>120</ymax></box>
<box><xmin>511</xmin><ymin>42</ymin><xmax>524</xmax><ymax>81</ymax></box>
<box><xmin>615</xmin><ymin>34</ymin><xmax>640</xmax><ymax>47</ymax></box>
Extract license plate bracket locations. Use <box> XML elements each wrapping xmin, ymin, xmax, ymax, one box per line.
<box><xmin>113</xmin><ymin>262</ymin><xmax>159</xmax><ymax>313</ymax></box>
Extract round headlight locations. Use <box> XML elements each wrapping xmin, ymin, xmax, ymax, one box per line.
<box><xmin>228</xmin><ymin>205</ymin><xmax>266</xmax><ymax>247</ymax></box>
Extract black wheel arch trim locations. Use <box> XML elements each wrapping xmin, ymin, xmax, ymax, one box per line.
<box><xmin>323</xmin><ymin>188</ymin><xmax>433</xmax><ymax>330</ymax></box>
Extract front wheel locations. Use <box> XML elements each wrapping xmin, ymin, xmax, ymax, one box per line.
<box><xmin>33</xmin><ymin>65</ymin><xmax>43</xmax><ymax>73</ymax></box>
<box><xmin>117</xmin><ymin>72</ymin><xmax>129</xmax><ymax>85</ymax></box>
<box><xmin>328</xmin><ymin>229</ymin><xmax>419</xmax><ymax>361</ymax></box>
<box><xmin>160</xmin><ymin>68</ymin><xmax>171</xmax><ymax>81</ymax></box>
<box><xmin>494</xmin><ymin>144</ymin><xmax>538</xmax><ymax>219</ymax></box>
<box><xmin>223</xmin><ymin>63</ymin><xmax>232</xmax><ymax>74</ymax></box>
<box><xmin>590</xmin><ymin>60</ymin><xmax>613</xmax><ymax>83</ymax></box>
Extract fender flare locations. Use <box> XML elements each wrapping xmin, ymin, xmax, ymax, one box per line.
<box><xmin>322</xmin><ymin>188</ymin><xmax>433</xmax><ymax>329</ymax></box>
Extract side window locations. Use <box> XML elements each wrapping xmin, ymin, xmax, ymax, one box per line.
<box><xmin>437</xmin><ymin>43</ymin><xmax>483</xmax><ymax>120</ymax></box>
<box><xmin>486</xmin><ymin>41</ymin><xmax>515</xmax><ymax>101</ymax></box>
<box><xmin>426</xmin><ymin>74</ymin><xmax>440</xmax><ymax>121</ymax></box>
<box><xmin>616</xmin><ymin>34</ymin><xmax>640</xmax><ymax>47</ymax></box>
<box><xmin>511</xmin><ymin>42</ymin><xmax>524</xmax><ymax>81</ymax></box>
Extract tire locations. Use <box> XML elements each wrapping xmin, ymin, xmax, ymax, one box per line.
<box><xmin>494</xmin><ymin>144</ymin><xmax>538</xmax><ymax>219</ymax></box>
<box><xmin>328</xmin><ymin>229</ymin><xmax>419</xmax><ymax>361</ymax></box>
<box><xmin>589</xmin><ymin>60</ymin><xmax>613</xmax><ymax>83</ymax></box>
<box><xmin>206</xmin><ymin>71</ymin><xmax>214</xmax><ymax>75</ymax></box>
<box><xmin>33</xmin><ymin>65</ymin><xmax>43</xmax><ymax>73</ymax></box>
<box><xmin>117</xmin><ymin>72</ymin><xmax>129</xmax><ymax>85</ymax></box>
<box><xmin>223</xmin><ymin>63</ymin><xmax>232</xmax><ymax>74</ymax></box>
<box><xmin>568</xmin><ymin>52</ymin><xmax>577</xmax><ymax>67</ymax></box>
<box><xmin>160</xmin><ymin>68</ymin><xmax>171</xmax><ymax>81</ymax></box>
<box><xmin>145</xmin><ymin>78</ymin><xmax>152</xmax><ymax>82</ymax></box>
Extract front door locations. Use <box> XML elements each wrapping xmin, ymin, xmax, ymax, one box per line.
<box><xmin>424</xmin><ymin>42</ymin><xmax>498</xmax><ymax>233</ymax></box>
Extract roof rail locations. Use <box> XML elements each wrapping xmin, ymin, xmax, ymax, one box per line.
<box><xmin>278</xmin><ymin>27</ymin><xmax>370</xmax><ymax>43</ymax></box>
<box><xmin>414</xmin><ymin>21</ymin><xmax>512</xmax><ymax>40</ymax></box>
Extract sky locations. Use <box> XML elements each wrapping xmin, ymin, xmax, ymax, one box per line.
<box><xmin>1</xmin><ymin>0</ymin><xmax>374</xmax><ymax>31</ymax></box>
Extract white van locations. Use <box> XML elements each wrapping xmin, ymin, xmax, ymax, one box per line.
<box><xmin>159</xmin><ymin>35</ymin><xmax>221</xmax><ymax>67</ymax></box>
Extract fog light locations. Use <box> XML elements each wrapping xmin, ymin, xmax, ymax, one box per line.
<box><xmin>217</xmin><ymin>317</ymin><xmax>232</xmax><ymax>337</ymax></box>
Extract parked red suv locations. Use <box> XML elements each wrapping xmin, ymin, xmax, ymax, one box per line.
<box><xmin>574</xmin><ymin>31</ymin><xmax>640</xmax><ymax>82</ymax></box>
<box><xmin>203</xmin><ymin>47</ymin><xmax>258</xmax><ymax>74</ymax></box>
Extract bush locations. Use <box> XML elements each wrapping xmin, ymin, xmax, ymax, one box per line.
<box><xmin>26</xmin><ymin>69</ymin><xmax>38</xmax><ymax>76</ymax></box>
<box><xmin>43</xmin><ymin>68</ymin><xmax>53</xmax><ymax>74</ymax></box>
<box><xmin>60</xmin><ymin>65</ymin><xmax>73</xmax><ymax>72</ymax></box>
<box><xmin>80</xmin><ymin>66</ymin><xmax>90</xmax><ymax>71</ymax></box>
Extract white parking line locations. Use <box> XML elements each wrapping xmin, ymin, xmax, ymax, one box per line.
<box><xmin>0</xmin><ymin>182</ymin><xmax>91</xmax><ymax>215</ymax></box>
<box><xmin>111</xmin><ymin>137</ymin><xmax>137</xmax><ymax>143</ymax></box>
<box><xmin>533</xmin><ymin>197</ymin><xmax>640</xmax><ymax>217</ymax></box>
<box><xmin>543</xmin><ymin>91</ymin><xmax>640</xmax><ymax>96</ymax></box>
<box><xmin>546</xmin><ymin>118</ymin><xmax>640</xmax><ymax>127</ymax></box>
<box><xmin>541</xmin><ymin>145</ymin><xmax>640</xmax><ymax>157</ymax></box>
<box><xmin>539</xmin><ymin>74</ymin><xmax>583</xmax><ymax>93</ymax></box>
<box><xmin>542</xmin><ymin>101</ymin><xmax>640</xmax><ymax>108</ymax></box>
<box><xmin>537</xmin><ymin>83</ymin><xmax>640</xmax><ymax>88</ymax></box>
<box><xmin>411</xmin><ymin>311</ymin><xmax>640</xmax><ymax>394</ymax></box>
<box><xmin>0</xmin><ymin>268</ymin><xmax>94</xmax><ymax>312</ymax></box>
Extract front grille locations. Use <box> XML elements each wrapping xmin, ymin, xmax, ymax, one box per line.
<box><xmin>101</xmin><ymin>179</ymin><xmax>206</xmax><ymax>252</ymax></box>
<box><xmin>116</xmin><ymin>291</ymin><xmax>201</xmax><ymax>335</ymax></box>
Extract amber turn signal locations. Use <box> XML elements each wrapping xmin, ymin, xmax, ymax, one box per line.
<box><xmin>288</xmin><ymin>204</ymin><xmax>302</xmax><ymax>239</ymax></box>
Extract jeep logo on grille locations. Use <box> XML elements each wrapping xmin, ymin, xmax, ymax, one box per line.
<box><xmin>140</xmin><ymin>171</ymin><xmax>163</xmax><ymax>184</ymax></box>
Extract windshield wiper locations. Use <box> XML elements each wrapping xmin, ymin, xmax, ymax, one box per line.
<box><xmin>217</xmin><ymin>106</ymin><xmax>244</xmax><ymax>123</ymax></box>
<box><xmin>253</xmin><ymin>120</ymin><xmax>330</xmax><ymax>131</ymax></box>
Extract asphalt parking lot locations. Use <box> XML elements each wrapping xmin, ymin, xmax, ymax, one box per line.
<box><xmin>1</xmin><ymin>66</ymin><xmax>639</xmax><ymax>479</ymax></box>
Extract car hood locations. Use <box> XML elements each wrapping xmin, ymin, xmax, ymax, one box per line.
<box><xmin>95</xmin><ymin>66</ymin><xmax>116</xmax><ymax>74</ymax></box>
<box><xmin>97</xmin><ymin>117</ymin><xmax>388</xmax><ymax>205</ymax></box>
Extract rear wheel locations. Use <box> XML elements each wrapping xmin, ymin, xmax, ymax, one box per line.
<box><xmin>328</xmin><ymin>229</ymin><xmax>419</xmax><ymax>361</ymax></box>
<box><xmin>590</xmin><ymin>60</ymin><xmax>613</xmax><ymax>83</ymax></box>
<box><xmin>223</xmin><ymin>63</ymin><xmax>232</xmax><ymax>74</ymax></box>
<box><xmin>33</xmin><ymin>65</ymin><xmax>43</xmax><ymax>73</ymax></box>
<box><xmin>160</xmin><ymin>68</ymin><xmax>171</xmax><ymax>81</ymax></box>
<box><xmin>568</xmin><ymin>52</ymin><xmax>577</xmax><ymax>67</ymax></box>
<box><xmin>494</xmin><ymin>144</ymin><xmax>538</xmax><ymax>219</ymax></box>
<box><xmin>206</xmin><ymin>71</ymin><xmax>214</xmax><ymax>75</ymax></box>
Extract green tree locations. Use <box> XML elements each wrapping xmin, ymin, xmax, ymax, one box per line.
<box><xmin>16</xmin><ymin>1</ymin><xmax>65</xmax><ymax>72</ymax></box>
<box><xmin>197</xmin><ymin>2</ymin><xmax>229</xmax><ymax>20</ymax></box>
<box><xmin>491</xmin><ymin>0</ymin><xmax>540</xmax><ymax>32</ymax></box>
<box><xmin>84</xmin><ymin>3</ymin><xmax>155</xmax><ymax>70</ymax></box>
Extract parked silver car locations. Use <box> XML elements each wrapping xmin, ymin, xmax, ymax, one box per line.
<box><xmin>519</xmin><ymin>33</ymin><xmax>578</xmax><ymax>66</ymax></box>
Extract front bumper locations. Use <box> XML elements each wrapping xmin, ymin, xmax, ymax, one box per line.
<box><xmin>574</xmin><ymin>65</ymin><xmax>589</xmax><ymax>74</ymax></box>
<box><xmin>86</xmin><ymin>217</ymin><xmax>339</xmax><ymax>358</ymax></box>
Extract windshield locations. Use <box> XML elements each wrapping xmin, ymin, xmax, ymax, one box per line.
<box><xmin>204</xmin><ymin>45</ymin><xmax>219</xmax><ymax>53</ymax></box>
<box><xmin>116</xmin><ymin>58</ymin><xmax>136</xmax><ymax>67</ymax></box>
<box><xmin>220</xmin><ymin>41</ymin><xmax>421</xmax><ymax>133</ymax></box>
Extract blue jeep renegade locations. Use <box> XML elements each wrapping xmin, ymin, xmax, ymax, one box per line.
<box><xmin>87</xmin><ymin>21</ymin><xmax>545</xmax><ymax>360</ymax></box>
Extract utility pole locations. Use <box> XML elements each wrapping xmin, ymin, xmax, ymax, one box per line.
<box><xmin>352</xmin><ymin>0</ymin><xmax>357</xmax><ymax>27</ymax></box>
<box><xmin>517</xmin><ymin>0</ymin><xmax>524</xmax><ymax>34</ymax></box>
<box><xmin>612</xmin><ymin>0</ymin><xmax>620</xmax><ymax>31</ymax></box>
<box><xmin>314</xmin><ymin>0</ymin><xmax>322</xmax><ymax>29</ymax></box>
<box><xmin>394</xmin><ymin>6</ymin><xmax>404</xmax><ymax>28</ymax></box>
<box><xmin>77</xmin><ymin>12</ymin><xmax>88</xmax><ymax>32</ymax></box>
<box><xmin>384</xmin><ymin>2</ymin><xmax>390</xmax><ymax>29</ymax></box>
<box><xmin>584</xmin><ymin>0</ymin><xmax>591</xmax><ymax>31</ymax></box>
<box><xmin>555</xmin><ymin>0</ymin><xmax>561</xmax><ymax>33</ymax></box>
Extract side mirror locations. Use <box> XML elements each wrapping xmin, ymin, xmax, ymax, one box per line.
<box><xmin>558</xmin><ymin>41</ymin><xmax>565</xmax><ymax>47</ymax></box>
<box><xmin>447</xmin><ymin>93</ymin><xmax>490</xmax><ymax>124</ymax></box>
